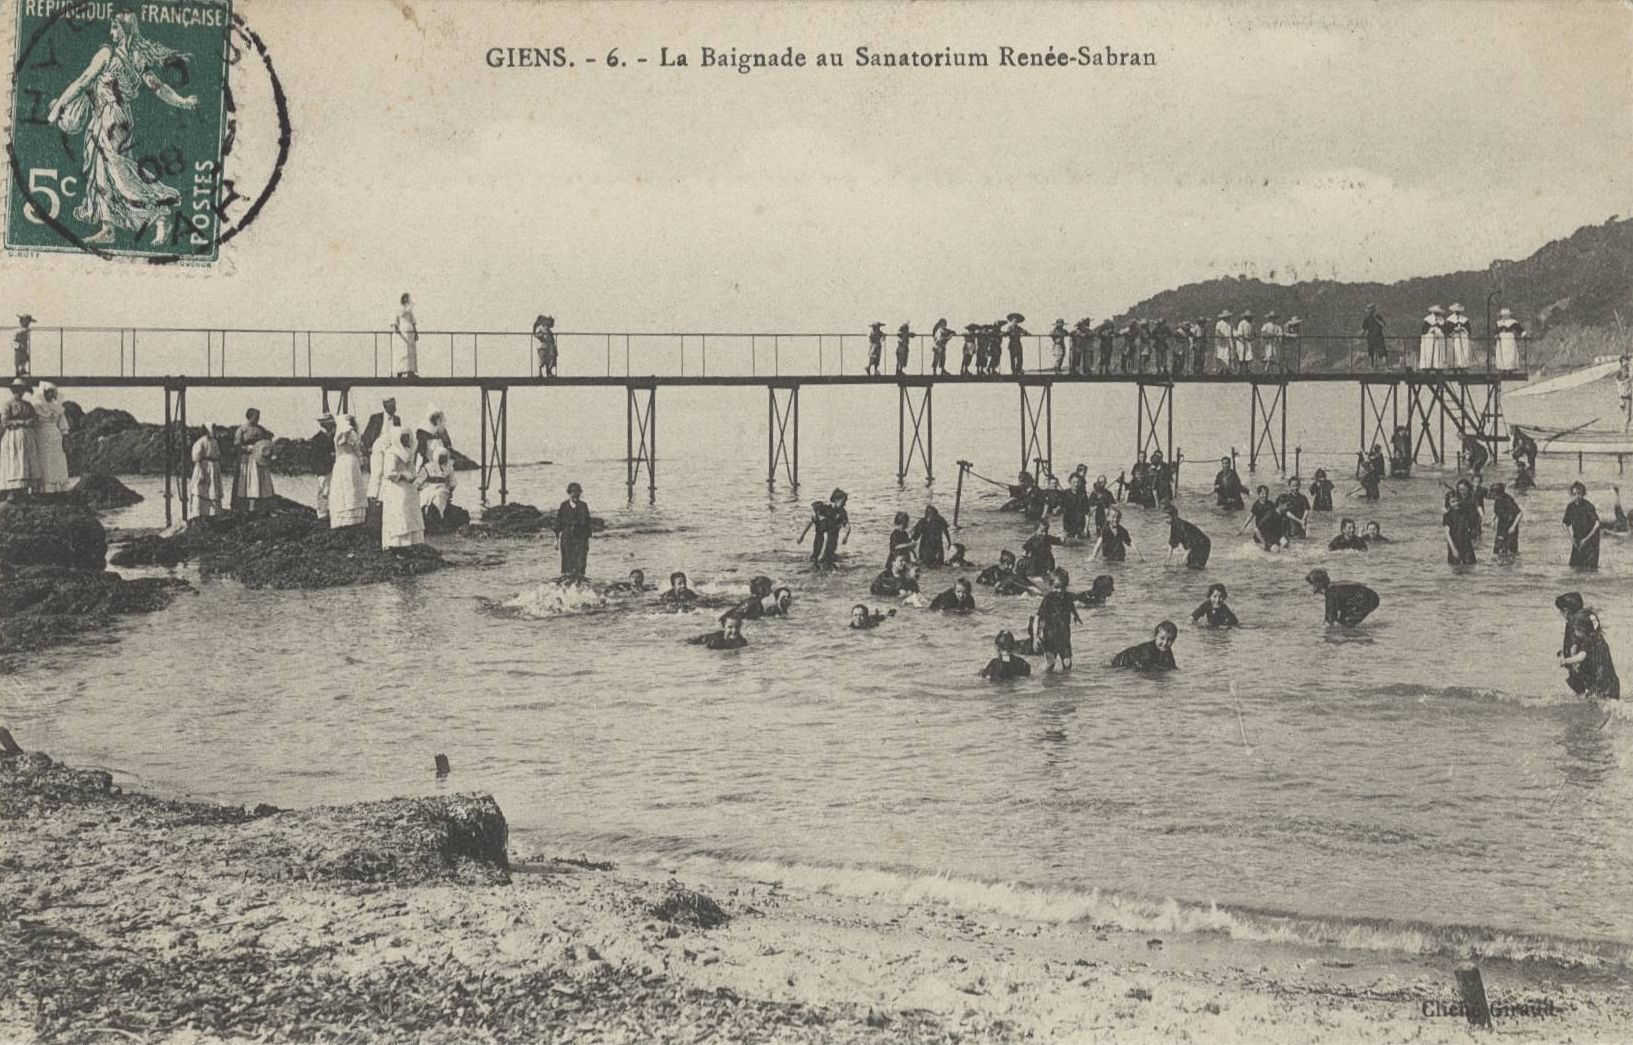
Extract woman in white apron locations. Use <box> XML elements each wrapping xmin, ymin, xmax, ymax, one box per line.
<box><xmin>231</xmin><ymin>408</ymin><xmax>275</xmax><ymax>511</ymax></box>
<box><xmin>1446</xmin><ymin>303</ymin><xmax>1471</xmax><ymax>369</ymax></box>
<box><xmin>419</xmin><ymin>445</ymin><xmax>458</xmax><ymax>521</ymax></box>
<box><xmin>190</xmin><ymin>429</ymin><xmax>223</xmax><ymax>517</ymax></box>
<box><xmin>329</xmin><ymin>415</ymin><xmax>368</xmax><ymax>527</ymax></box>
<box><xmin>1214</xmin><ymin>312</ymin><xmax>1233</xmax><ymax>368</ymax></box>
<box><xmin>379</xmin><ymin>430</ymin><xmax>425</xmax><ymax>549</ymax></box>
<box><xmin>1494</xmin><ymin>309</ymin><xmax>1525</xmax><ymax>371</ymax></box>
<box><xmin>30</xmin><ymin>382</ymin><xmax>71</xmax><ymax>493</ymax></box>
<box><xmin>1418</xmin><ymin>306</ymin><xmax>1446</xmax><ymax>370</ymax></box>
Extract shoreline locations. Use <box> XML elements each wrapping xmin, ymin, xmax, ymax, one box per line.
<box><xmin>4</xmin><ymin>751</ymin><xmax>1629</xmax><ymax>1043</ymax></box>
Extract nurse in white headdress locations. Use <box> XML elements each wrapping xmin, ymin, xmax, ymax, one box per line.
<box><xmin>1418</xmin><ymin>306</ymin><xmax>1446</xmax><ymax>370</ymax></box>
<box><xmin>1494</xmin><ymin>308</ymin><xmax>1526</xmax><ymax>371</ymax></box>
<box><xmin>1446</xmin><ymin>303</ymin><xmax>1471</xmax><ymax>369</ymax></box>
<box><xmin>379</xmin><ymin>429</ymin><xmax>425</xmax><ymax>549</ymax></box>
<box><xmin>29</xmin><ymin>382</ymin><xmax>71</xmax><ymax>493</ymax></box>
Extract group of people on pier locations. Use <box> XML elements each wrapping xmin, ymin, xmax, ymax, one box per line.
<box><xmin>0</xmin><ymin>377</ymin><xmax>72</xmax><ymax>500</ymax></box>
<box><xmin>187</xmin><ymin>396</ymin><xmax>460</xmax><ymax>551</ymax></box>
<box><xmin>852</xmin><ymin>303</ymin><xmax>1530</xmax><ymax>378</ymax></box>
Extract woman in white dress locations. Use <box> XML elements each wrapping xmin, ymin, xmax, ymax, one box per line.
<box><xmin>379</xmin><ymin>429</ymin><xmax>425</xmax><ymax>550</ymax></box>
<box><xmin>392</xmin><ymin>293</ymin><xmax>419</xmax><ymax>378</ymax></box>
<box><xmin>1494</xmin><ymin>308</ymin><xmax>1526</xmax><ymax>371</ymax></box>
<box><xmin>419</xmin><ymin>444</ymin><xmax>457</xmax><ymax>521</ymax></box>
<box><xmin>190</xmin><ymin>429</ymin><xmax>223</xmax><ymax>517</ymax></box>
<box><xmin>1446</xmin><ymin>303</ymin><xmax>1471</xmax><ymax>369</ymax></box>
<box><xmin>329</xmin><ymin>415</ymin><xmax>367</xmax><ymax>528</ymax></box>
<box><xmin>1</xmin><ymin>379</ymin><xmax>40</xmax><ymax>500</ymax></box>
<box><xmin>1418</xmin><ymin>305</ymin><xmax>1446</xmax><ymax>370</ymax></box>
<box><xmin>29</xmin><ymin>382</ymin><xmax>71</xmax><ymax>493</ymax></box>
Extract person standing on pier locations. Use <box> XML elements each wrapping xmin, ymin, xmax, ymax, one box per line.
<box><xmin>1446</xmin><ymin>304</ymin><xmax>1472</xmax><ymax>369</ymax></box>
<box><xmin>1</xmin><ymin>379</ymin><xmax>40</xmax><ymax>500</ymax></box>
<box><xmin>1095</xmin><ymin>319</ymin><xmax>1116</xmax><ymax>375</ymax></box>
<box><xmin>1151</xmin><ymin>318</ymin><xmax>1173</xmax><ymax>374</ymax></box>
<box><xmin>1283</xmin><ymin>315</ymin><xmax>1303</xmax><ymax>372</ymax></box>
<box><xmin>960</xmin><ymin>324</ymin><xmax>979</xmax><ymax>376</ymax></box>
<box><xmin>1176</xmin><ymin>319</ymin><xmax>1197</xmax><ymax>377</ymax></box>
<box><xmin>862</xmin><ymin>322</ymin><xmax>883</xmax><ymax>375</ymax></box>
<box><xmin>231</xmin><ymin>408</ymin><xmax>275</xmax><ymax>513</ymax></box>
<box><xmin>392</xmin><ymin>293</ymin><xmax>419</xmax><ymax>378</ymax></box>
<box><xmin>1119</xmin><ymin>321</ymin><xmax>1138</xmax><ymax>373</ymax></box>
<box><xmin>1233</xmin><ymin>312</ymin><xmax>1256</xmax><ymax>373</ymax></box>
<box><xmin>1417</xmin><ymin>305</ymin><xmax>1446</xmax><ymax>370</ymax></box>
<box><xmin>557</xmin><ymin>481</ymin><xmax>593</xmax><ymax>579</ymax></box>
<box><xmin>329</xmin><ymin>415</ymin><xmax>367</xmax><ymax>528</ymax></box>
<box><xmin>931</xmin><ymin>319</ymin><xmax>953</xmax><ymax>375</ymax></box>
<box><xmin>895</xmin><ymin>322</ymin><xmax>913</xmax><ymax>375</ymax></box>
<box><xmin>1259</xmin><ymin>312</ymin><xmax>1283</xmax><ymax>373</ymax></box>
<box><xmin>189</xmin><ymin>427</ymin><xmax>223</xmax><ymax>517</ymax></box>
<box><xmin>1616</xmin><ymin>354</ymin><xmax>1632</xmax><ymax>431</ymax></box>
<box><xmin>13</xmin><ymin>315</ymin><xmax>33</xmax><ymax>378</ymax></box>
<box><xmin>1362</xmin><ymin>305</ymin><xmax>1387</xmax><ymax>369</ymax></box>
<box><xmin>1562</xmin><ymin>482</ymin><xmax>1601</xmax><ymax>571</ymax></box>
<box><xmin>1191</xmin><ymin>317</ymin><xmax>1209</xmax><ymax>375</ymax></box>
<box><xmin>1212</xmin><ymin>311</ymin><xmax>1232</xmax><ymax>372</ymax></box>
<box><xmin>1005</xmin><ymin>315</ymin><xmax>1028</xmax><ymax>374</ymax></box>
<box><xmin>1048</xmin><ymin>319</ymin><xmax>1068</xmax><ymax>373</ymax></box>
<box><xmin>1070</xmin><ymin>318</ymin><xmax>1092</xmax><ymax>375</ymax></box>
<box><xmin>533</xmin><ymin>315</ymin><xmax>558</xmax><ymax>377</ymax></box>
<box><xmin>28</xmin><ymin>383</ymin><xmax>70</xmax><ymax>495</ymax></box>
<box><xmin>1213</xmin><ymin>457</ymin><xmax>1246</xmax><ymax>510</ymax></box>
<box><xmin>380</xmin><ymin>430</ymin><xmax>425</xmax><ymax>551</ymax></box>
<box><xmin>1493</xmin><ymin>309</ymin><xmax>1526</xmax><ymax>372</ymax></box>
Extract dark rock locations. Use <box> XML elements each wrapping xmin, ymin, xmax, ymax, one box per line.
<box><xmin>458</xmin><ymin>501</ymin><xmax>606</xmax><ymax>539</ymax></box>
<box><xmin>111</xmin><ymin>506</ymin><xmax>442</xmax><ymax>590</ymax></box>
<box><xmin>650</xmin><ymin>885</ymin><xmax>730</xmax><ymax>930</ymax></box>
<box><xmin>0</xmin><ymin>563</ymin><xmax>186</xmax><ymax>655</ymax></box>
<box><xmin>423</xmin><ymin>502</ymin><xmax>471</xmax><ymax>535</ymax></box>
<box><xmin>0</xmin><ymin>501</ymin><xmax>108</xmax><ymax>570</ymax></box>
<box><xmin>67</xmin><ymin>473</ymin><xmax>145</xmax><ymax>509</ymax></box>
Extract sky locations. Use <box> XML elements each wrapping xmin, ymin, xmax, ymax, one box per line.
<box><xmin>3</xmin><ymin>0</ymin><xmax>1632</xmax><ymax>340</ymax></box>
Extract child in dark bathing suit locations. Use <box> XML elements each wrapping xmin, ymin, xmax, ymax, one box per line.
<box><xmin>928</xmin><ymin>578</ymin><xmax>977</xmax><ymax>612</ymax></box>
<box><xmin>688</xmin><ymin>614</ymin><xmax>747</xmax><ymax>650</ymax></box>
<box><xmin>1191</xmin><ymin>584</ymin><xmax>1238</xmax><ymax>627</ymax></box>
<box><xmin>1245</xmin><ymin>486</ymin><xmax>1287</xmax><ymax>551</ymax></box>
<box><xmin>1491</xmin><ymin>482</ymin><xmax>1523</xmax><ymax>555</ymax></box>
<box><xmin>1092</xmin><ymin>507</ymin><xmax>1134</xmax><ymax>562</ymax></box>
<box><xmin>658</xmin><ymin>571</ymin><xmax>699</xmax><ymax>605</ymax></box>
<box><xmin>980</xmin><ymin>630</ymin><xmax>1033</xmax><ymax>681</ymax></box>
<box><xmin>1111</xmin><ymin>621</ymin><xmax>1179</xmax><ymax>671</ymax></box>
<box><xmin>1032</xmin><ymin>569</ymin><xmax>1082</xmax><ymax>671</ymax></box>
<box><xmin>1560</xmin><ymin>609</ymin><xmax>1619</xmax><ymax>700</ymax></box>
<box><xmin>887</xmin><ymin>512</ymin><xmax>913</xmax><ymax>568</ymax></box>
<box><xmin>1072</xmin><ymin>574</ymin><xmax>1116</xmax><ymax>607</ymax></box>
<box><xmin>849</xmin><ymin>603</ymin><xmax>894</xmax><ymax>629</ymax></box>
<box><xmin>1362</xmin><ymin>521</ymin><xmax>1389</xmax><ymax>544</ymax></box>
<box><xmin>1328</xmin><ymin>517</ymin><xmax>1367</xmax><ymax>551</ymax></box>
<box><xmin>977</xmin><ymin>550</ymin><xmax>1017</xmax><ymax>586</ymax></box>
<box><xmin>1306</xmin><ymin>568</ymin><xmax>1378</xmax><ymax>625</ymax></box>
<box><xmin>1164</xmin><ymin>504</ymin><xmax>1211</xmax><ymax>568</ymax></box>
<box><xmin>1309</xmin><ymin>469</ymin><xmax>1335</xmax><ymax>513</ymax></box>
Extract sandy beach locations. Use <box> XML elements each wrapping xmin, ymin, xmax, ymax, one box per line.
<box><xmin>4</xmin><ymin>749</ymin><xmax>1629</xmax><ymax>1044</ymax></box>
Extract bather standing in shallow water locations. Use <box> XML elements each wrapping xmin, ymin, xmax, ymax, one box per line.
<box><xmin>1164</xmin><ymin>504</ymin><xmax>1211</xmax><ymax>568</ymax></box>
<box><xmin>556</xmin><ymin>482</ymin><xmax>593</xmax><ymax>580</ymax></box>
<box><xmin>1562</xmin><ymin>482</ymin><xmax>1601</xmax><ymax>571</ymax></box>
<box><xmin>980</xmin><ymin>630</ymin><xmax>1033</xmax><ymax>681</ymax></box>
<box><xmin>912</xmin><ymin>505</ymin><xmax>952</xmax><ymax>566</ymax></box>
<box><xmin>1091</xmin><ymin>507</ymin><xmax>1134</xmax><ymax>562</ymax></box>
<box><xmin>1306</xmin><ymin>568</ymin><xmax>1379</xmax><ymax>625</ymax></box>
<box><xmin>1560</xmin><ymin>609</ymin><xmax>1619</xmax><ymax>700</ymax></box>
<box><xmin>1111</xmin><ymin>621</ymin><xmax>1179</xmax><ymax>671</ymax></box>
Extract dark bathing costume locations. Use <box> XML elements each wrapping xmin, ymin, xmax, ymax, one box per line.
<box><xmin>1035</xmin><ymin>590</ymin><xmax>1081</xmax><ymax>659</ymax></box>
<box><xmin>1191</xmin><ymin>602</ymin><xmax>1238</xmax><ymax>627</ymax></box>
<box><xmin>1110</xmin><ymin>640</ymin><xmax>1176</xmax><ymax>671</ymax></box>
<box><xmin>1323</xmin><ymin>582</ymin><xmax>1379</xmax><ymax>625</ymax></box>
<box><xmin>982</xmin><ymin>654</ymin><xmax>1032</xmax><ymax>681</ymax></box>
<box><xmin>1563</xmin><ymin>497</ymin><xmax>1601</xmax><ymax>570</ymax></box>
<box><xmin>1168</xmin><ymin>515</ymin><xmax>1211</xmax><ymax>568</ymax></box>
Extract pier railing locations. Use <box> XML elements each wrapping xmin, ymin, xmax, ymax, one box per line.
<box><xmin>22</xmin><ymin>326</ymin><xmax>1527</xmax><ymax>381</ymax></box>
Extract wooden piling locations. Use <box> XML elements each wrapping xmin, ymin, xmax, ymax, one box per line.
<box><xmin>434</xmin><ymin>754</ymin><xmax>450</xmax><ymax>778</ymax></box>
<box><xmin>1454</xmin><ymin>963</ymin><xmax>1492</xmax><ymax>1028</ymax></box>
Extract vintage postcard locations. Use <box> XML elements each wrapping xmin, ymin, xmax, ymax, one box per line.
<box><xmin>2</xmin><ymin>2</ymin><xmax>1631</xmax><ymax>1043</ymax></box>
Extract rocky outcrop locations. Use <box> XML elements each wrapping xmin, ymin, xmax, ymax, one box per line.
<box><xmin>67</xmin><ymin>473</ymin><xmax>144</xmax><ymax>509</ymax></box>
<box><xmin>423</xmin><ymin>502</ymin><xmax>472</xmax><ymax>535</ymax></box>
<box><xmin>458</xmin><ymin>501</ymin><xmax>606</xmax><ymax>539</ymax></box>
<box><xmin>62</xmin><ymin>401</ymin><xmax>476</xmax><ymax>478</ymax></box>
<box><xmin>0</xmin><ymin>501</ymin><xmax>109</xmax><ymax>571</ymax></box>
<box><xmin>0</xmin><ymin>502</ymin><xmax>185</xmax><ymax>655</ymax></box>
<box><xmin>110</xmin><ymin>502</ymin><xmax>443</xmax><ymax>590</ymax></box>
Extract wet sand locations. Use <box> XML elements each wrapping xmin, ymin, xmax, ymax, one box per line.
<box><xmin>3</xmin><ymin>752</ymin><xmax>1630</xmax><ymax>1044</ymax></box>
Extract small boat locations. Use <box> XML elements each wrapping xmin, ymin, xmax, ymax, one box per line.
<box><xmin>1510</xmin><ymin>422</ymin><xmax>1633</xmax><ymax>456</ymax></box>
<box><xmin>1506</xmin><ymin>357</ymin><xmax>1620</xmax><ymax>399</ymax></box>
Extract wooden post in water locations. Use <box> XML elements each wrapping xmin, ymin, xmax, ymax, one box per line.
<box><xmin>953</xmin><ymin>460</ymin><xmax>970</xmax><ymax>528</ymax></box>
<box><xmin>1454</xmin><ymin>963</ymin><xmax>1492</xmax><ymax>1028</ymax></box>
<box><xmin>434</xmin><ymin>754</ymin><xmax>450</xmax><ymax>778</ymax></box>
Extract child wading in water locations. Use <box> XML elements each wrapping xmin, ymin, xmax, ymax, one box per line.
<box><xmin>1029</xmin><ymin>568</ymin><xmax>1082</xmax><ymax>671</ymax></box>
<box><xmin>1560</xmin><ymin>609</ymin><xmax>1619</xmax><ymax>700</ymax></box>
<box><xmin>980</xmin><ymin>630</ymin><xmax>1032</xmax><ymax>681</ymax></box>
<box><xmin>1111</xmin><ymin>621</ymin><xmax>1179</xmax><ymax>671</ymax></box>
<box><xmin>1191</xmin><ymin>583</ymin><xmax>1239</xmax><ymax>627</ymax></box>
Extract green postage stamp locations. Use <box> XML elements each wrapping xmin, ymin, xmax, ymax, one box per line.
<box><xmin>6</xmin><ymin>0</ymin><xmax>233</xmax><ymax>262</ymax></box>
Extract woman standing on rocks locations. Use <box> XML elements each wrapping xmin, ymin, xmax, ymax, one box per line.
<box><xmin>189</xmin><ymin>428</ymin><xmax>223</xmax><ymax>517</ymax></box>
<box><xmin>328</xmin><ymin>415</ymin><xmax>367</xmax><ymax>528</ymax></box>
<box><xmin>28</xmin><ymin>382</ymin><xmax>71</xmax><ymax>494</ymax></box>
<box><xmin>380</xmin><ymin>430</ymin><xmax>425</xmax><ymax>551</ymax></box>
<box><xmin>231</xmin><ymin>408</ymin><xmax>275</xmax><ymax>513</ymax></box>
<box><xmin>1</xmin><ymin>378</ymin><xmax>40</xmax><ymax>500</ymax></box>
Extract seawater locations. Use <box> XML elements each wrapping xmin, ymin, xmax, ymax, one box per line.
<box><xmin>6</xmin><ymin>381</ymin><xmax>1632</xmax><ymax>969</ymax></box>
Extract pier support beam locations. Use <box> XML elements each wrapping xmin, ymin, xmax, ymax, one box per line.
<box><xmin>478</xmin><ymin>384</ymin><xmax>509</xmax><ymax>507</ymax></box>
<box><xmin>626</xmin><ymin>382</ymin><xmax>656</xmax><ymax>502</ymax></box>
<box><xmin>320</xmin><ymin>386</ymin><xmax>351</xmax><ymax>418</ymax></box>
<box><xmin>1019</xmin><ymin>379</ymin><xmax>1053</xmax><ymax>479</ymax></box>
<box><xmin>1136</xmin><ymin>381</ymin><xmax>1174</xmax><ymax>464</ymax></box>
<box><xmin>767</xmin><ymin>383</ymin><xmax>799</xmax><ymax>490</ymax></box>
<box><xmin>1405</xmin><ymin>380</ymin><xmax>1444</xmax><ymax>464</ymax></box>
<box><xmin>162</xmin><ymin>381</ymin><xmax>189</xmax><ymax>526</ymax></box>
<box><xmin>897</xmin><ymin>380</ymin><xmax>933</xmax><ymax>486</ymax></box>
<box><xmin>1358</xmin><ymin>380</ymin><xmax>1399</xmax><ymax>458</ymax></box>
<box><xmin>1248</xmin><ymin>380</ymin><xmax>1288</xmax><ymax>473</ymax></box>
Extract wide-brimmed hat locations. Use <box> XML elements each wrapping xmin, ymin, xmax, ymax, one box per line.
<box><xmin>17</xmin><ymin>314</ymin><xmax>34</xmax><ymax>325</ymax></box>
<box><xmin>1007</xmin><ymin>312</ymin><xmax>1026</xmax><ymax>323</ymax></box>
<box><xmin>1498</xmin><ymin>307</ymin><xmax>1513</xmax><ymax>317</ymax></box>
<box><xmin>869</xmin><ymin>321</ymin><xmax>883</xmax><ymax>329</ymax></box>
<box><xmin>1240</xmin><ymin>311</ymin><xmax>1255</xmax><ymax>318</ymax></box>
<box><xmin>9</xmin><ymin>377</ymin><xmax>29</xmax><ymax>390</ymax></box>
<box><xmin>1266</xmin><ymin>311</ymin><xmax>1279</xmax><ymax>319</ymax></box>
<box><xmin>964</xmin><ymin>323</ymin><xmax>980</xmax><ymax>331</ymax></box>
<box><xmin>1217</xmin><ymin>309</ymin><xmax>1233</xmax><ymax>318</ymax></box>
<box><xmin>1428</xmin><ymin>305</ymin><xmax>1445</xmax><ymax>314</ymax></box>
<box><xmin>1287</xmin><ymin>315</ymin><xmax>1301</xmax><ymax>323</ymax></box>
<box><xmin>1450</xmin><ymin>303</ymin><xmax>1465</xmax><ymax>312</ymax></box>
